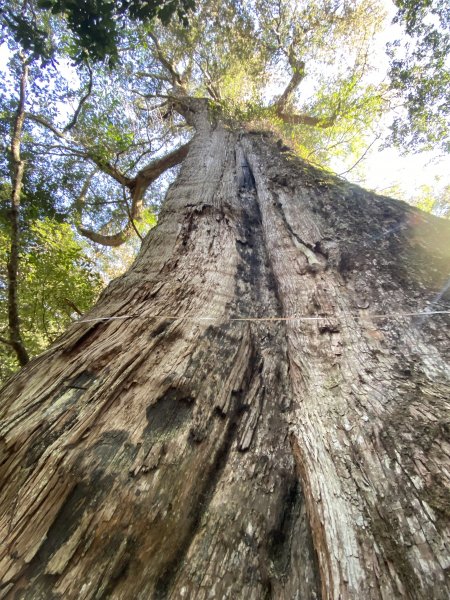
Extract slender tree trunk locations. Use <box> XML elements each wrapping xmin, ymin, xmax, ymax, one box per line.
<box><xmin>0</xmin><ymin>114</ymin><xmax>449</xmax><ymax>599</ymax></box>
<box><xmin>6</xmin><ymin>54</ymin><xmax>29</xmax><ymax>367</ymax></box>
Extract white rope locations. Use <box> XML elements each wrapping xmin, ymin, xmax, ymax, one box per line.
<box><xmin>77</xmin><ymin>310</ymin><xmax>450</xmax><ymax>324</ymax></box>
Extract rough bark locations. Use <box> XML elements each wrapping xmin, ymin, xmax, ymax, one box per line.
<box><xmin>0</xmin><ymin>113</ymin><xmax>449</xmax><ymax>599</ymax></box>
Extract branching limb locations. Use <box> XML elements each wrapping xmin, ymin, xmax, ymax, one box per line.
<box><xmin>129</xmin><ymin>142</ymin><xmax>190</xmax><ymax>219</ymax></box>
<box><xmin>64</xmin><ymin>63</ymin><xmax>93</xmax><ymax>133</ymax></box>
<box><xmin>274</xmin><ymin>45</ymin><xmax>337</xmax><ymax>129</ymax></box>
<box><xmin>276</xmin><ymin>48</ymin><xmax>306</xmax><ymax>112</ymax></box>
<box><xmin>77</xmin><ymin>223</ymin><xmax>135</xmax><ymax>247</ymax></box>
<box><xmin>25</xmin><ymin>112</ymin><xmax>66</xmax><ymax>139</ymax></box>
<box><xmin>25</xmin><ymin>112</ymin><xmax>132</xmax><ymax>186</ymax></box>
<box><xmin>195</xmin><ymin>57</ymin><xmax>221</xmax><ymax>101</ymax></box>
<box><xmin>148</xmin><ymin>32</ymin><xmax>186</xmax><ymax>91</ymax></box>
<box><xmin>122</xmin><ymin>187</ymin><xmax>143</xmax><ymax>242</ymax></box>
<box><xmin>78</xmin><ymin>142</ymin><xmax>190</xmax><ymax>247</ymax></box>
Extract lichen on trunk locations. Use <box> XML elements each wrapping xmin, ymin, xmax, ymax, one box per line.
<box><xmin>0</xmin><ymin>113</ymin><xmax>449</xmax><ymax>599</ymax></box>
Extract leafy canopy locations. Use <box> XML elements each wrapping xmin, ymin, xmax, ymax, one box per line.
<box><xmin>1</xmin><ymin>0</ymin><xmax>195</xmax><ymax>64</ymax></box>
<box><xmin>388</xmin><ymin>0</ymin><xmax>450</xmax><ymax>152</ymax></box>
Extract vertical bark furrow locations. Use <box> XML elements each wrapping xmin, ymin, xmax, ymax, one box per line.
<box><xmin>245</xmin><ymin>133</ymin><xmax>450</xmax><ymax>599</ymax></box>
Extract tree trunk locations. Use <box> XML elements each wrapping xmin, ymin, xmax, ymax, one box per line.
<box><xmin>0</xmin><ymin>116</ymin><xmax>449</xmax><ymax>600</ymax></box>
<box><xmin>7</xmin><ymin>55</ymin><xmax>29</xmax><ymax>367</ymax></box>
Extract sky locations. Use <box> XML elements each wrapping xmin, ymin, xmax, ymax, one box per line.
<box><xmin>334</xmin><ymin>0</ymin><xmax>450</xmax><ymax>202</ymax></box>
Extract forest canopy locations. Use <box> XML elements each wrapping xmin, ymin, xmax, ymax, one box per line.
<box><xmin>0</xmin><ymin>0</ymin><xmax>449</xmax><ymax>380</ymax></box>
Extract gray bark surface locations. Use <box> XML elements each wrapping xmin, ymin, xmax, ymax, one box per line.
<box><xmin>0</xmin><ymin>114</ymin><xmax>449</xmax><ymax>599</ymax></box>
<box><xmin>6</xmin><ymin>55</ymin><xmax>29</xmax><ymax>367</ymax></box>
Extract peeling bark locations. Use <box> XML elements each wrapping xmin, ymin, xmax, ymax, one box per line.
<box><xmin>0</xmin><ymin>115</ymin><xmax>449</xmax><ymax>599</ymax></box>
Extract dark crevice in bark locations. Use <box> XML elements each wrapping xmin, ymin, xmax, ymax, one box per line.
<box><xmin>267</xmin><ymin>474</ymin><xmax>301</xmax><ymax>574</ymax></box>
<box><xmin>153</xmin><ymin>399</ymin><xmax>243</xmax><ymax>599</ymax></box>
<box><xmin>237</xmin><ymin>150</ymin><xmax>256</xmax><ymax>191</ymax></box>
<box><xmin>234</xmin><ymin>150</ymin><xmax>283</xmax><ymax>320</ymax></box>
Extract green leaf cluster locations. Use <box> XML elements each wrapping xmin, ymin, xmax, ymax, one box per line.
<box><xmin>1</xmin><ymin>0</ymin><xmax>195</xmax><ymax>65</ymax></box>
<box><xmin>0</xmin><ymin>216</ymin><xmax>102</xmax><ymax>383</ymax></box>
<box><xmin>388</xmin><ymin>0</ymin><xmax>450</xmax><ymax>152</ymax></box>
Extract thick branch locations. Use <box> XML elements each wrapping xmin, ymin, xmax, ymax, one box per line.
<box><xmin>7</xmin><ymin>54</ymin><xmax>30</xmax><ymax>366</ymax></box>
<box><xmin>276</xmin><ymin>57</ymin><xmax>306</xmax><ymax>112</ymax></box>
<box><xmin>130</xmin><ymin>142</ymin><xmax>190</xmax><ymax>219</ymax></box>
<box><xmin>78</xmin><ymin>142</ymin><xmax>190</xmax><ymax>247</ymax></box>
<box><xmin>25</xmin><ymin>112</ymin><xmax>131</xmax><ymax>186</ymax></box>
<box><xmin>274</xmin><ymin>49</ymin><xmax>336</xmax><ymax>129</ymax></box>
<box><xmin>78</xmin><ymin>222</ymin><xmax>135</xmax><ymax>247</ymax></box>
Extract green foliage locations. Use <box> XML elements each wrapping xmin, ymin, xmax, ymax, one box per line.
<box><xmin>388</xmin><ymin>0</ymin><xmax>450</xmax><ymax>152</ymax></box>
<box><xmin>409</xmin><ymin>184</ymin><xmax>450</xmax><ymax>217</ymax></box>
<box><xmin>1</xmin><ymin>0</ymin><xmax>195</xmax><ymax>65</ymax></box>
<box><xmin>0</xmin><ymin>217</ymin><xmax>102</xmax><ymax>382</ymax></box>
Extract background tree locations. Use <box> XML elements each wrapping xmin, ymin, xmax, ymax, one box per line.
<box><xmin>388</xmin><ymin>0</ymin><xmax>450</xmax><ymax>152</ymax></box>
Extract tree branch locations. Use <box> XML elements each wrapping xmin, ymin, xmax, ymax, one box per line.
<box><xmin>123</xmin><ymin>187</ymin><xmax>143</xmax><ymax>242</ymax></box>
<box><xmin>337</xmin><ymin>133</ymin><xmax>380</xmax><ymax>177</ymax></box>
<box><xmin>148</xmin><ymin>32</ymin><xmax>186</xmax><ymax>90</ymax></box>
<box><xmin>78</xmin><ymin>142</ymin><xmax>190</xmax><ymax>247</ymax></box>
<box><xmin>64</xmin><ymin>63</ymin><xmax>93</xmax><ymax>133</ymax></box>
<box><xmin>73</xmin><ymin>168</ymin><xmax>98</xmax><ymax>218</ymax></box>
<box><xmin>25</xmin><ymin>112</ymin><xmax>66</xmax><ymax>138</ymax></box>
<box><xmin>274</xmin><ymin>46</ymin><xmax>337</xmax><ymax>129</ymax></box>
<box><xmin>78</xmin><ymin>222</ymin><xmax>135</xmax><ymax>247</ymax></box>
<box><xmin>276</xmin><ymin>53</ymin><xmax>306</xmax><ymax>112</ymax></box>
<box><xmin>129</xmin><ymin>142</ymin><xmax>190</xmax><ymax>219</ymax></box>
<box><xmin>63</xmin><ymin>298</ymin><xmax>83</xmax><ymax>316</ymax></box>
<box><xmin>25</xmin><ymin>112</ymin><xmax>132</xmax><ymax>187</ymax></box>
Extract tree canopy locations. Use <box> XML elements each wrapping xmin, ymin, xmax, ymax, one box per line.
<box><xmin>0</xmin><ymin>0</ymin><xmax>448</xmax><ymax>379</ymax></box>
<box><xmin>388</xmin><ymin>0</ymin><xmax>450</xmax><ymax>152</ymax></box>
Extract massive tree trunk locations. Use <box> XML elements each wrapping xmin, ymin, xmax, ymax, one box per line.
<box><xmin>1</xmin><ymin>111</ymin><xmax>449</xmax><ymax>600</ymax></box>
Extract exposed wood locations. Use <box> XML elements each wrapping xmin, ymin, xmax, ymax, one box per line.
<box><xmin>0</xmin><ymin>112</ymin><xmax>449</xmax><ymax>599</ymax></box>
